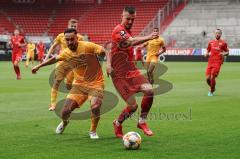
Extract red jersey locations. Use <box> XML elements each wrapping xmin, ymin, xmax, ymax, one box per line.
<box><xmin>37</xmin><ymin>43</ymin><xmax>45</xmax><ymax>53</ymax></box>
<box><xmin>111</xmin><ymin>24</ymin><xmax>140</xmax><ymax>78</ymax></box>
<box><xmin>207</xmin><ymin>39</ymin><xmax>229</xmax><ymax>64</ymax></box>
<box><xmin>10</xmin><ymin>35</ymin><xmax>25</xmax><ymax>53</ymax></box>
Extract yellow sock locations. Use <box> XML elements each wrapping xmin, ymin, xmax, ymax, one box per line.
<box><xmin>51</xmin><ymin>88</ymin><xmax>58</xmax><ymax>106</ymax></box>
<box><xmin>25</xmin><ymin>58</ymin><xmax>29</xmax><ymax>66</ymax></box>
<box><xmin>90</xmin><ymin>116</ymin><xmax>100</xmax><ymax>132</ymax></box>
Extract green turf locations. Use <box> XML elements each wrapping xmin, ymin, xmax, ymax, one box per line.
<box><xmin>0</xmin><ymin>61</ymin><xmax>239</xmax><ymax>159</ymax></box>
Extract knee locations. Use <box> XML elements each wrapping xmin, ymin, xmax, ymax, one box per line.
<box><xmin>128</xmin><ymin>103</ymin><xmax>138</xmax><ymax>112</ymax></box>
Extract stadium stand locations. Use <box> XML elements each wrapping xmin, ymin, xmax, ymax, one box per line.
<box><xmin>0</xmin><ymin>0</ymin><xmax>171</xmax><ymax>44</ymax></box>
<box><xmin>163</xmin><ymin>0</ymin><xmax>240</xmax><ymax>48</ymax></box>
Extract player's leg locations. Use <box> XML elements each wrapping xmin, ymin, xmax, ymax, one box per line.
<box><xmin>31</xmin><ymin>53</ymin><xmax>34</xmax><ymax>66</ymax></box>
<box><xmin>89</xmin><ymin>96</ymin><xmax>102</xmax><ymax>139</ymax></box>
<box><xmin>147</xmin><ymin>56</ymin><xmax>158</xmax><ymax>84</ymax></box>
<box><xmin>138</xmin><ymin>83</ymin><xmax>154</xmax><ymax>136</ymax></box>
<box><xmin>49</xmin><ymin>79</ymin><xmax>62</xmax><ymax>111</ymax></box>
<box><xmin>113</xmin><ymin>95</ymin><xmax>138</xmax><ymax>138</ymax></box>
<box><xmin>25</xmin><ymin>53</ymin><xmax>30</xmax><ymax>68</ymax></box>
<box><xmin>56</xmin><ymin>86</ymin><xmax>88</xmax><ymax>134</ymax></box>
<box><xmin>13</xmin><ymin>51</ymin><xmax>22</xmax><ymax>79</ymax></box>
<box><xmin>49</xmin><ymin>63</ymin><xmax>67</xmax><ymax>111</ymax></box>
<box><xmin>112</xmin><ymin>78</ymin><xmax>138</xmax><ymax>138</ymax></box>
<box><xmin>210</xmin><ymin>64</ymin><xmax>221</xmax><ymax>95</ymax></box>
<box><xmin>56</xmin><ymin>98</ymin><xmax>78</xmax><ymax>134</ymax></box>
<box><xmin>206</xmin><ymin>64</ymin><xmax>213</xmax><ymax>96</ymax></box>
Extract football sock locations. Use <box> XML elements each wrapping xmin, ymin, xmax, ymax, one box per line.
<box><xmin>210</xmin><ymin>77</ymin><xmax>216</xmax><ymax>93</ymax></box>
<box><xmin>14</xmin><ymin>65</ymin><xmax>20</xmax><ymax>76</ymax></box>
<box><xmin>117</xmin><ymin>106</ymin><xmax>137</xmax><ymax>124</ymax></box>
<box><xmin>90</xmin><ymin>116</ymin><xmax>100</xmax><ymax>132</ymax></box>
<box><xmin>140</xmin><ymin>94</ymin><xmax>153</xmax><ymax>119</ymax></box>
<box><xmin>51</xmin><ymin>88</ymin><xmax>58</xmax><ymax>105</ymax></box>
<box><xmin>206</xmin><ymin>78</ymin><xmax>211</xmax><ymax>86</ymax></box>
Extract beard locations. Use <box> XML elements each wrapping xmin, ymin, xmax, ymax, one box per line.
<box><xmin>68</xmin><ymin>43</ymin><xmax>78</xmax><ymax>52</ymax></box>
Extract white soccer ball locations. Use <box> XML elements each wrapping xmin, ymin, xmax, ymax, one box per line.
<box><xmin>122</xmin><ymin>131</ymin><xmax>142</xmax><ymax>150</ymax></box>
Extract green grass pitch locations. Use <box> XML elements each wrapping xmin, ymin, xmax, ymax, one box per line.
<box><xmin>0</xmin><ymin>61</ymin><xmax>239</xmax><ymax>159</ymax></box>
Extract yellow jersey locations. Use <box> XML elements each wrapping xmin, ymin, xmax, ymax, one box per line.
<box><xmin>56</xmin><ymin>41</ymin><xmax>104</xmax><ymax>86</ymax></box>
<box><xmin>27</xmin><ymin>43</ymin><xmax>35</xmax><ymax>53</ymax></box>
<box><xmin>146</xmin><ymin>37</ymin><xmax>165</xmax><ymax>57</ymax></box>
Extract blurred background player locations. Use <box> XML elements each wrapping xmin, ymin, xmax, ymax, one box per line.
<box><xmin>25</xmin><ymin>40</ymin><xmax>35</xmax><ymax>68</ymax></box>
<box><xmin>32</xmin><ymin>28</ymin><xmax>106</xmax><ymax>139</ymax></box>
<box><xmin>107</xmin><ymin>6</ymin><xmax>158</xmax><ymax>138</ymax></box>
<box><xmin>37</xmin><ymin>41</ymin><xmax>45</xmax><ymax>63</ymax></box>
<box><xmin>44</xmin><ymin>18</ymin><xmax>83</xmax><ymax>111</ymax></box>
<box><xmin>9</xmin><ymin>29</ymin><xmax>26</xmax><ymax>80</ymax></box>
<box><xmin>205</xmin><ymin>29</ymin><xmax>229</xmax><ymax>96</ymax></box>
<box><xmin>134</xmin><ymin>46</ymin><xmax>144</xmax><ymax>67</ymax></box>
<box><xmin>141</xmin><ymin>27</ymin><xmax>166</xmax><ymax>84</ymax></box>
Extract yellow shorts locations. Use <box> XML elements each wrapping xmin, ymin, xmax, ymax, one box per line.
<box><xmin>146</xmin><ymin>55</ymin><xmax>158</xmax><ymax>63</ymax></box>
<box><xmin>55</xmin><ymin>61</ymin><xmax>73</xmax><ymax>81</ymax></box>
<box><xmin>67</xmin><ymin>83</ymin><xmax>104</xmax><ymax>106</ymax></box>
<box><xmin>27</xmin><ymin>52</ymin><xmax>34</xmax><ymax>59</ymax></box>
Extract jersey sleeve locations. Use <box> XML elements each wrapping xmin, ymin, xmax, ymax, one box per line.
<box><xmin>77</xmin><ymin>34</ymin><xmax>84</xmax><ymax>41</ymax></box>
<box><xmin>223</xmin><ymin>42</ymin><xmax>229</xmax><ymax>52</ymax></box>
<box><xmin>86</xmin><ymin>42</ymin><xmax>104</xmax><ymax>55</ymax></box>
<box><xmin>112</xmin><ymin>27</ymin><xmax>131</xmax><ymax>42</ymax></box>
<box><xmin>207</xmin><ymin>42</ymin><xmax>211</xmax><ymax>52</ymax></box>
<box><xmin>56</xmin><ymin>49</ymin><xmax>70</xmax><ymax>61</ymax></box>
<box><xmin>54</xmin><ymin>34</ymin><xmax>62</xmax><ymax>44</ymax></box>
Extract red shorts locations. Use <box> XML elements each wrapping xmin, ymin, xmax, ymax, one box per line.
<box><xmin>112</xmin><ymin>74</ymin><xmax>149</xmax><ymax>101</ymax></box>
<box><xmin>206</xmin><ymin>62</ymin><xmax>222</xmax><ymax>77</ymax></box>
<box><xmin>12</xmin><ymin>50</ymin><xmax>23</xmax><ymax>63</ymax></box>
<box><xmin>135</xmin><ymin>54</ymin><xmax>142</xmax><ymax>61</ymax></box>
<box><xmin>38</xmin><ymin>52</ymin><xmax>44</xmax><ymax>61</ymax></box>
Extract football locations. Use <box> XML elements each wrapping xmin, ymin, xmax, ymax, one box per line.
<box><xmin>122</xmin><ymin>131</ymin><xmax>142</xmax><ymax>150</ymax></box>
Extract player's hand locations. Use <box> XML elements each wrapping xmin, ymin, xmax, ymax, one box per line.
<box><xmin>205</xmin><ymin>53</ymin><xmax>209</xmax><ymax>57</ymax></box>
<box><xmin>32</xmin><ymin>66</ymin><xmax>40</xmax><ymax>74</ymax></box>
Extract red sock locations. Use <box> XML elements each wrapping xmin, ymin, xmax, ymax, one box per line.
<box><xmin>117</xmin><ymin>106</ymin><xmax>137</xmax><ymax>124</ymax></box>
<box><xmin>140</xmin><ymin>95</ymin><xmax>153</xmax><ymax>119</ymax></box>
<box><xmin>210</xmin><ymin>77</ymin><xmax>216</xmax><ymax>93</ymax></box>
<box><xmin>206</xmin><ymin>78</ymin><xmax>211</xmax><ymax>87</ymax></box>
<box><xmin>14</xmin><ymin>66</ymin><xmax>20</xmax><ymax>76</ymax></box>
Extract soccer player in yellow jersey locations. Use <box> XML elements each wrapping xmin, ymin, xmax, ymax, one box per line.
<box><xmin>25</xmin><ymin>40</ymin><xmax>35</xmax><ymax>67</ymax></box>
<box><xmin>142</xmin><ymin>28</ymin><xmax>166</xmax><ymax>84</ymax></box>
<box><xmin>44</xmin><ymin>18</ymin><xmax>83</xmax><ymax>111</ymax></box>
<box><xmin>32</xmin><ymin>28</ymin><xmax>107</xmax><ymax>139</ymax></box>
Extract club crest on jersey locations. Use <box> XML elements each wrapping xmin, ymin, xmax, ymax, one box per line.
<box><xmin>120</xmin><ymin>30</ymin><xmax>126</xmax><ymax>37</ymax></box>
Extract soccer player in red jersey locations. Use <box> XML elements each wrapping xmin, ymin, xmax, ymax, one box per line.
<box><xmin>106</xmin><ymin>6</ymin><xmax>159</xmax><ymax>138</ymax></box>
<box><xmin>9</xmin><ymin>29</ymin><xmax>26</xmax><ymax>80</ymax></box>
<box><xmin>205</xmin><ymin>29</ymin><xmax>229</xmax><ymax>96</ymax></box>
<box><xmin>37</xmin><ymin>41</ymin><xmax>45</xmax><ymax>63</ymax></box>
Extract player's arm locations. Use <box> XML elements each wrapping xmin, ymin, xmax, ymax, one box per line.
<box><xmin>105</xmin><ymin>48</ymin><xmax>113</xmax><ymax>77</ymax></box>
<box><xmin>32</xmin><ymin>56</ymin><xmax>59</xmax><ymax>74</ymax></box>
<box><xmin>156</xmin><ymin>46</ymin><xmax>166</xmax><ymax>56</ymax></box>
<box><xmin>19</xmin><ymin>38</ymin><xmax>27</xmax><ymax>47</ymax></box>
<box><xmin>44</xmin><ymin>41</ymin><xmax>59</xmax><ymax>61</ymax></box>
<box><xmin>128</xmin><ymin>32</ymin><xmax>158</xmax><ymax>46</ymax></box>
<box><xmin>220</xmin><ymin>43</ymin><xmax>229</xmax><ymax>56</ymax></box>
<box><xmin>205</xmin><ymin>42</ymin><xmax>211</xmax><ymax>57</ymax></box>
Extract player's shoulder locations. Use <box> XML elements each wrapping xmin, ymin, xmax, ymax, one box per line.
<box><xmin>77</xmin><ymin>34</ymin><xmax>83</xmax><ymax>41</ymax></box>
<box><xmin>113</xmin><ymin>24</ymin><xmax>125</xmax><ymax>33</ymax></box>
<box><xmin>56</xmin><ymin>33</ymin><xmax>64</xmax><ymax>38</ymax></box>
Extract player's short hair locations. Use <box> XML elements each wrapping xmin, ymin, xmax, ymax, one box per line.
<box><xmin>216</xmin><ymin>28</ymin><xmax>222</xmax><ymax>34</ymax></box>
<box><xmin>64</xmin><ymin>28</ymin><xmax>77</xmax><ymax>35</ymax></box>
<box><xmin>68</xmin><ymin>18</ymin><xmax>78</xmax><ymax>25</ymax></box>
<box><xmin>123</xmin><ymin>6</ymin><xmax>136</xmax><ymax>14</ymax></box>
<box><xmin>153</xmin><ymin>27</ymin><xmax>159</xmax><ymax>31</ymax></box>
